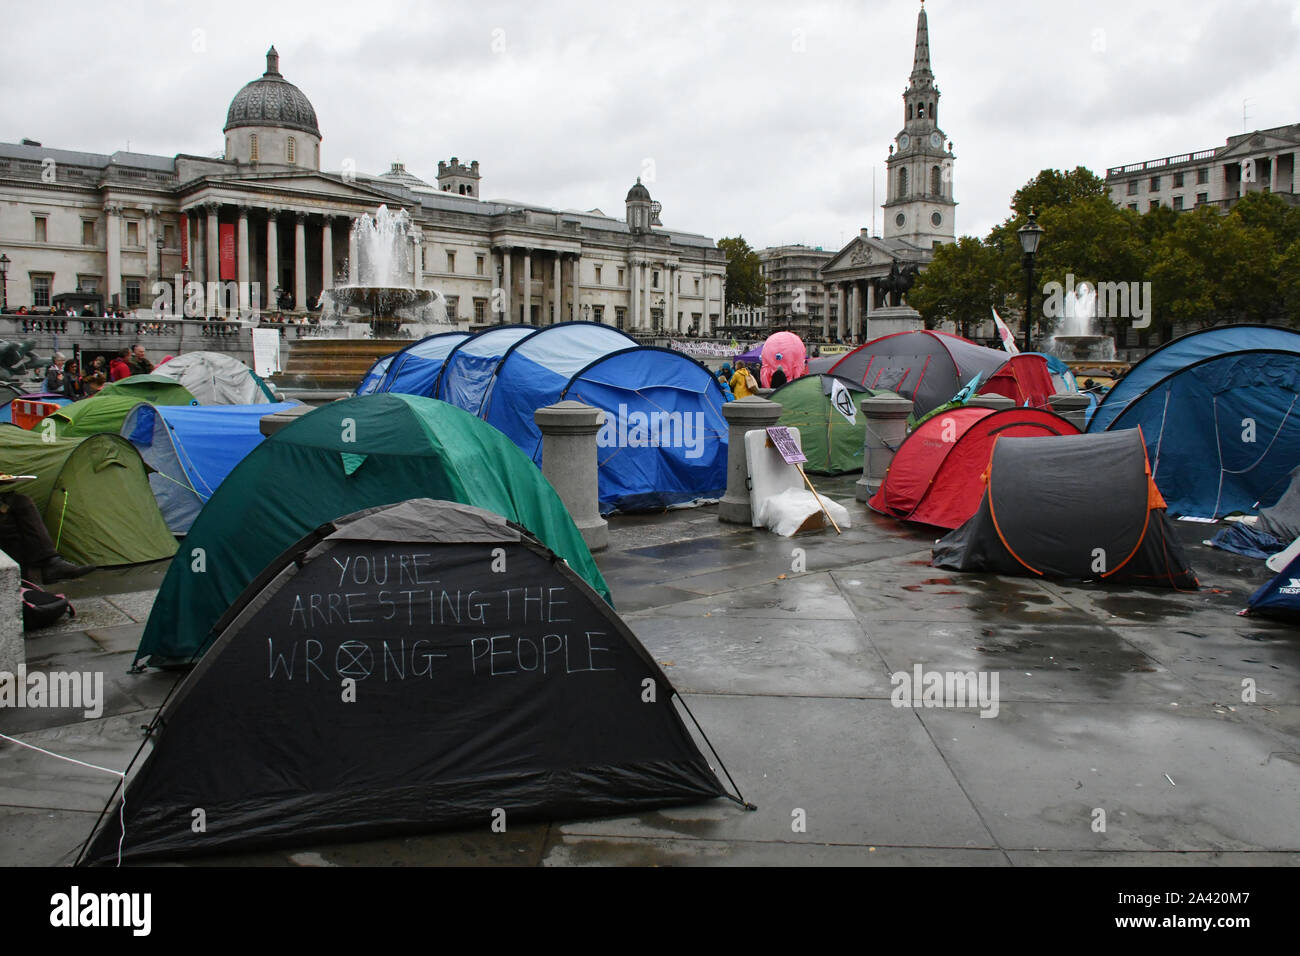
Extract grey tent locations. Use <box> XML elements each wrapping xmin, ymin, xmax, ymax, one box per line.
<box><xmin>153</xmin><ymin>351</ymin><xmax>276</xmax><ymax>405</ymax></box>
<box><xmin>81</xmin><ymin>498</ymin><xmax>739</xmax><ymax>864</ymax></box>
<box><xmin>1258</xmin><ymin>466</ymin><xmax>1300</xmax><ymax>543</ymax></box>
<box><xmin>932</xmin><ymin>429</ymin><xmax>1198</xmax><ymax>589</ymax></box>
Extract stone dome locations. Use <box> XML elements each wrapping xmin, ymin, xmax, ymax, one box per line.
<box><xmin>224</xmin><ymin>46</ymin><xmax>320</xmax><ymax>138</ymax></box>
<box><xmin>626</xmin><ymin>178</ymin><xmax>651</xmax><ymax>202</ymax></box>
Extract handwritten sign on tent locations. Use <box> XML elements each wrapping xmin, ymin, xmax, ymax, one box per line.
<box><xmin>765</xmin><ymin>426</ymin><xmax>807</xmax><ymax>465</ymax></box>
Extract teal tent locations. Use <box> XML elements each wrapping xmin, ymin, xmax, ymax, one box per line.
<box><xmin>134</xmin><ymin>394</ymin><xmax>610</xmax><ymax>667</ymax></box>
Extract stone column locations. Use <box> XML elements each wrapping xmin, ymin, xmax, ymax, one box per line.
<box><xmin>865</xmin><ymin>277</ymin><xmax>874</xmax><ymax>340</ymax></box>
<box><xmin>266</xmin><ymin>209</ymin><xmax>279</xmax><ymax>310</ymax></box>
<box><xmin>629</xmin><ymin>257</ymin><xmax>639</xmax><ymax>329</ymax></box>
<box><xmin>237</xmin><ymin>206</ymin><xmax>251</xmax><ymax>312</ymax></box>
<box><xmin>718</xmin><ymin>396</ymin><xmax>784</xmax><ymax>524</ymax></box>
<box><xmin>145</xmin><ymin>210</ymin><xmax>159</xmax><ymax>286</ymax></box>
<box><xmin>192</xmin><ymin>210</ymin><xmax>205</xmax><ymax>288</ymax></box>
<box><xmin>534</xmin><ymin>401</ymin><xmax>608</xmax><ymax>551</ymax></box>
<box><xmin>642</xmin><ymin>262</ymin><xmax>650</xmax><ymax>330</ymax></box>
<box><xmin>105</xmin><ymin>204</ymin><xmax>123</xmax><ymax>308</ymax></box>
<box><xmin>856</xmin><ymin>394</ymin><xmax>914</xmax><ymax>501</ymax></box>
<box><xmin>348</xmin><ymin>219</ymin><xmax>359</xmax><ymax>285</ymax></box>
<box><xmin>322</xmin><ymin>218</ymin><xmax>334</xmax><ymax>291</ymax></box>
<box><xmin>700</xmin><ymin>271</ymin><xmax>709</xmax><ymax>335</ymax></box>
<box><xmin>294</xmin><ymin>212</ymin><xmax>307</xmax><ymax>311</ymax></box>
<box><xmin>848</xmin><ymin>284</ymin><xmax>859</xmax><ymax>340</ymax></box>
<box><xmin>668</xmin><ymin>266</ymin><xmax>677</xmax><ymax>331</ymax></box>
<box><xmin>522</xmin><ymin>249</ymin><xmax>532</xmax><ymax>324</ymax></box>
<box><xmin>552</xmin><ymin>254</ymin><xmax>561</xmax><ymax>325</ymax></box>
<box><xmin>1048</xmin><ymin>393</ymin><xmax>1090</xmax><ymax>431</ymax></box>
<box><xmin>205</xmin><ymin>202</ymin><xmax>220</xmax><ymax>316</ymax></box>
<box><xmin>501</xmin><ymin>249</ymin><xmax>512</xmax><ymax>322</ymax></box>
<box><xmin>571</xmin><ymin>253</ymin><xmax>580</xmax><ymax>322</ymax></box>
<box><xmin>837</xmin><ymin>283</ymin><xmax>847</xmax><ymax>340</ymax></box>
<box><xmin>822</xmin><ymin>286</ymin><xmax>832</xmax><ymax>339</ymax></box>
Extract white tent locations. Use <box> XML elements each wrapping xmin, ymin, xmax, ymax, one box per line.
<box><xmin>153</xmin><ymin>351</ymin><xmax>276</xmax><ymax>405</ymax></box>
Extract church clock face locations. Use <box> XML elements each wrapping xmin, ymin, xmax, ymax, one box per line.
<box><xmin>930</xmin><ymin>132</ymin><xmax>943</xmax><ymax>149</ymax></box>
<box><xmin>931</xmin><ymin>212</ymin><xmax>942</xmax><ymax>226</ymax></box>
<box><xmin>895</xmin><ymin>213</ymin><xmax>906</xmax><ymax>227</ymax></box>
<box><xmin>898</xmin><ymin>133</ymin><xmax>910</xmax><ymax>150</ymax></box>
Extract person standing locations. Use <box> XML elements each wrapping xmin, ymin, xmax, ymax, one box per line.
<box><xmin>128</xmin><ymin>344</ymin><xmax>154</xmax><ymax>376</ymax></box>
<box><xmin>109</xmin><ymin>348</ymin><xmax>132</xmax><ymax>381</ymax></box>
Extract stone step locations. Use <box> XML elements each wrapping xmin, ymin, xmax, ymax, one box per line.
<box><xmin>272</xmin><ymin>338</ymin><xmax>408</xmax><ymax>390</ymax></box>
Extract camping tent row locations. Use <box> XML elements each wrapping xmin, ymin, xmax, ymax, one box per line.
<box><xmin>355</xmin><ymin>323</ymin><xmax>729</xmax><ymax>513</ymax></box>
<box><xmin>827</xmin><ymin>330</ymin><xmax>1057</xmax><ymax>418</ymax></box>
<box><xmin>134</xmin><ymin>393</ymin><xmax>613</xmax><ymax>669</ymax></box>
<box><xmin>0</xmin><ymin>427</ymin><xmax>177</xmax><ymax>568</ymax></box>
<box><xmin>86</xmin><ymin>498</ymin><xmax>737</xmax><ymax>865</ymax></box>
<box><xmin>1088</xmin><ymin>324</ymin><xmax>1300</xmax><ymax>519</ymax></box>
<box><xmin>45</xmin><ymin>375</ymin><xmax>198</xmax><ymax>438</ymax></box>
<box><xmin>121</xmin><ymin>401</ymin><xmax>300</xmax><ymax>534</ymax></box>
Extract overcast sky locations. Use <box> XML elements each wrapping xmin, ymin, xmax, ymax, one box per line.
<box><xmin>6</xmin><ymin>0</ymin><xmax>1298</xmax><ymax>251</ymax></box>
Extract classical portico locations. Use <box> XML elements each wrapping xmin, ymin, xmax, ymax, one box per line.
<box><xmin>819</xmin><ymin>231</ymin><xmax>927</xmax><ymax>342</ymax></box>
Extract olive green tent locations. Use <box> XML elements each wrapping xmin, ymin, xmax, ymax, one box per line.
<box><xmin>46</xmin><ymin>375</ymin><xmax>197</xmax><ymax>439</ymax></box>
<box><xmin>772</xmin><ymin>374</ymin><xmax>897</xmax><ymax>474</ymax></box>
<box><xmin>0</xmin><ymin>428</ymin><xmax>178</xmax><ymax>566</ymax></box>
<box><xmin>134</xmin><ymin>393</ymin><xmax>612</xmax><ymax>668</ymax></box>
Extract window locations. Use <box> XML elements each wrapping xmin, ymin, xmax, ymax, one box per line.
<box><xmin>82</xmin><ymin>220</ymin><xmax>95</xmax><ymax>245</ymax></box>
<box><xmin>1197</xmin><ymin>168</ymin><xmax>1209</xmax><ymax>185</ymax></box>
<box><xmin>446</xmin><ymin>251</ymin><xmax>455</xmax><ymax>273</ymax></box>
<box><xmin>1149</xmin><ymin>199</ymin><xmax>1160</xmax><ymax>211</ymax></box>
<box><xmin>652</xmin><ymin>308</ymin><xmax>663</xmax><ymax>330</ymax></box>
<box><xmin>474</xmin><ymin>299</ymin><xmax>487</xmax><ymax>323</ymax></box>
<box><xmin>466</xmin><ymin>185</ymin><xmax>473</xmax><ymax>196</ymax></box>
<box><xmin>694</xmin><ymin>277</ymin><xmax>701</xmax><ymax>293</ymax></box>
<box><xmin>653</xmin><ymin>270</ymin><xmax>660</xmax><ymax>289</ymax></box>
<box><xmin>77</xmin><ymin>276</ymin><xmax>99</xmax><ymax>293</ymax></box>
<box><xmin>127</xmin><ymin>221</ymin><xmax>139</xmax><ymax>245</ymax></box>
<box><xmin>617</xmin><ymin>268</ymin><xmax>625</xmax><ymax>286</ymax></box>
<box><xmin>125</xmin><ymin>279</ymin><xmax>141</xmax><ymax>308</ymax></box>
<box><xmin>1128</xmin><ymin>203</ymin><xmax>1138</xmax><ymax>211</ymax></box>
<box><xmin>34</xmin><ymin>216</ymin><xmax>47</xmax><ymax>242</ymax></box>
<box><xmin>931</xmin><ymin>165</ymin><xmax>942</xmax><ymax>196</ymax></box>
<box><xmin>595</xmin><ymin>265</ymin><xmax>602</xmax><ymax>284</ymax></box>
<box><xmin>898</xmin><ymin>167</ymin><xmax>909</xmax><ymax>198</ymax></box>
<box><xmin>1172</xmin><ymin>195</ymin><xmax>1184</xmax><ymax>210</ymax></box>
<box><xmin>31</xmin><ymin>274</ymin><xmax>51</xmax><ymax>307</ymax></box>
<box><xmin>1149</xmin><ymin>176</ymin><xmax>1160</xmax><ymax>191</ymax></box>
<box><xmin>1196</xmin><ymin>192</ymin><xmax>1208</xmax><ymax>205</ymax></box>
<box><xmin>1127</xmin><ymin>180</ymin><xmax>1138</xmax><ymax>196</ymax></box>
<box><xmin>164</xmin><ymin>224</ymin><xmax>176</xmax><ymax>248</ymax></box>
<box><xmin>445</xmin><ymin>295</ymin><xmax>458</xmax><ymax>319</ymax></box>
<box><xmin>476</xmin><ymin>255</ymin><xmax>485</xmax><ymax>276</ymax></box>
<box><xmin>314</xmin><ymin>143</ymin><xmax>319</xmax><ymax>167</ymax></box>
<box><xmin>593</xmin><ymin>305</ymin><xmax>604</xmax><ymax>324</ymax></box>
<box><xmin>1173</xmin><ymin>172</ymin><xmax>1185</xmax><ymax>188</ymax></box>
<box><xmin>287</xmin><ymin>137</ymin><xmax>296</xmax><ymax>164</ymax></box>
<box><xmin>615</xmin><ymin>306</ymin><xmax>626</xmax><ymax>330</ymax></box>
<box><xmin>250</xmin><ymin>134</ymin><xmax>259</xmax><ymax>161</ymax></box>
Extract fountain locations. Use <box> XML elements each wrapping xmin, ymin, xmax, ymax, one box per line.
<box><xmin>1046</xmin><ymin>281</ymin><xmax>1117</xmax><ymax>362</ymax></box>
<box><xmin>317</xmin><ymin>205</ymin><xmax>456</xmax><ymax>338</ymax></box>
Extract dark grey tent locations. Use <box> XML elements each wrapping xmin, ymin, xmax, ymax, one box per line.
<box><xmin>81</xmin><ymin>499</ymin><xmax>738</xmax><ymax>865</ymax></box>
<box><xmin>932</xmin><ymin>430</ymin><xmax>1198</xmax><ymax>589</ymax></box>
<box><xmin>1258</xmin><ymin>466</ymin><xmax>1300</xmax><ymax>543</ymax></box>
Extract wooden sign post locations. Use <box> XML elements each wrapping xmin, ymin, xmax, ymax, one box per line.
<box><xmin>765</xmin><ymin>426</ymin><xmax>842</xmax><ymax>534</ymax></box>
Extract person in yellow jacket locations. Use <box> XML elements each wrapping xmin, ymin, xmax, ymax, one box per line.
<box><xmin>729</xmin><ymin>361</ymin><xmax>758</xmax><ymax>399</ymax></box>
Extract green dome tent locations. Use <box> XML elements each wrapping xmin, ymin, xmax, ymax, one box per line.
<box><xmin>134</xmin><ymin>393</ymin><xmax>612</xmax><ymax>668</ymax></box>
<box><xmin>771</xmin><ymin>374</ymin><xmax>898</xmax><ymax>475</ymax></box>
<box><xmin>0</xmin><ymin>429</ymin><xmax>178</xmax><ymax>567</ymax></box>
<box><xmin>46</xmin><ymin>375</ymin><xmax>197</xmax><ymax>439</ymax></box>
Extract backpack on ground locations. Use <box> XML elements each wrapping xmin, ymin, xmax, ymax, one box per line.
<box><xmin>21</xmin><ymin>579</ymin><xmax>74</xmax><ymax>631</ymax></box>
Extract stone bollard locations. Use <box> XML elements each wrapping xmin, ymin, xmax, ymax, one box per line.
<box><xmin>0</xmin><ymin>548</ymin><xmax>21</xmax><ymax>675</ymax></box>
<box><xmin>755</xmin><ymin>387</ymin><xmax>775</xmax><ymax>398</ymax></box>
<box><xmin>259</xmin><ymin>402</ymin><xmax>316</xmax><ymax>437</ymax></box>
<box><xmin>1049</xmin><ymin>393</ymin><xmax>1091</xmax><ymax>431</ymax></box>
<box><xmin>857</xmin><ymin>394</ymin><xmax>915</xmax><ymax>502</ymax></box>
<box><xmin>965</xmin><ymin>393</ymin><xmax>1015</xmax><ymax>411</ymax></box>
<box><xmin>719</xmin><ymin>396</ymin><xmax>784</xmax><ymax>524</ymax></box>
<box><xmin>535</xmin><ymin>401</ymin><xmax>608</xmax><ymax>551</ymax></box>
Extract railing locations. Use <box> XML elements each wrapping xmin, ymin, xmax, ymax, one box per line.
<box><xmin>6</xmin><ymin>316</ymin><xmax>250</xmax><ymax>338</ymax></box>
<box><xmin>1107</xmin><ymin>147</ymin><xmax>1219</xmax><ymax>177</ymax></box>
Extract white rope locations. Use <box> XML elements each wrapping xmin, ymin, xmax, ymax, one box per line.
<box><xmin>0</xmin><ymin>731</ymin><xmax>127</xmax><ymax>867</ymax></box>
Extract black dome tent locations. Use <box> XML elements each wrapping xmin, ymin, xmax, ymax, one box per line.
<box><xmin>80</xmin><ymin>499</ymin><xmax>745</xmax><ymax>865</ymax></box>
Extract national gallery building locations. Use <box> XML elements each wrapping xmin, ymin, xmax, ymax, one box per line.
<box><xmin>0</xmin><ymin>47</ymin><xmax>727</xmax><ymax>333</ymax></box>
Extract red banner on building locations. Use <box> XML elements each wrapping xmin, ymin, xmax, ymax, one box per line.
<box><xmin>179</xmin><ymin>213</ymin><xmax>189</xmax><ymax>269</ymax></box>
<box><xmin>219</xmin><ymin>223</ymin><xmax>236</xmax><ymax>280</ymax></box>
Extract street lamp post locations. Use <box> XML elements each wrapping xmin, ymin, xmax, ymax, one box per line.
<box><xmin>0</xmin><ymin>254</ymin><xmax>9</xmax><ymax>312</ymax></box>
<box><xmin>1017</xmin><ymin>208</ymin><xmax>1044</xmax><ymax>352</ymax></box>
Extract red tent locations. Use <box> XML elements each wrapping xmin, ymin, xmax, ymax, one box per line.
<box><xmin>869</xmin><ymin>407</ymin><xmax>1080</xmax><ymax>529</ymax></box>
<box><xmin>980</xmin><ymin>354</ymin><xmax>1055</xmax><ymax>408</ymax></box>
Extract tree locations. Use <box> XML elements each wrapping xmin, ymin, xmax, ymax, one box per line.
<box><xmin>1009</xmin><ymin>167</ymin><xmax>1108</xmax><ymax>219</ymax></box>
<box><xmin>908</xmin><ymin>236</ymin><xmax>1009</xmax><ymax>339</ymax></box>
<box><xmin>717</xmin><ymin>236</ymin><xmax>764</xmax><ymax>309</ymax></box>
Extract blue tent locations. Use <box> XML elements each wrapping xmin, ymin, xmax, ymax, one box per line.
<box><xmin>435</xmin><ymin>326</ymin><xmax>538</xmax><ymax>412</ymax></box>
<box><xmin>1087</xmin><ymin>325</ymin><xmax>1300</xmax><ymax>517</ymax></box>
<box><xmin>371</xmin><ymin>331</ymin><xmax>470</xmax><ymax>396</ymax></box>
<box><xmin>354</xmin><ymin>353</ymin><xmax>397</xmax><ymax>395</ymax></box>
<box><xmin>1247</xmin><ymin>551</ymin><xmax>1300</xmax><ymax>620</ymax></box>
<box><xmin>122</xmin><ymin>401</ymin><xmax>299</xmax><ymax>533</ymax></box>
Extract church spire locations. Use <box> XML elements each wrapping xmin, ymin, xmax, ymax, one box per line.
<box><xmin>911</xmin><ymin>2</ymin><xmax>932</xmax><ymax>85</ymax></box>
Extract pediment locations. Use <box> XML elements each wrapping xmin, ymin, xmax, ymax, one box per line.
<box><xmin>185</xmin><ymin>171</ymin><xmax>405</xmax><ymax>208</ymax></box>
<box><xmin>1218</xmin><ymin>129</ymin><xmax>1300</xmax><ymax>160</ymax></box>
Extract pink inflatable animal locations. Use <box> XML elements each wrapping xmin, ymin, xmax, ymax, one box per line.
<box><xmin>760</xmin><ymin>331</ymin><xmax>808</xmax><ymax>388</ymax></box>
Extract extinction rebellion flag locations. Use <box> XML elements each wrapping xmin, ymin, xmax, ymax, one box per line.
<box><xmin>830</xmin><ymin>378</ymin><xmax>857</xmax><ymax>425</ymax></box>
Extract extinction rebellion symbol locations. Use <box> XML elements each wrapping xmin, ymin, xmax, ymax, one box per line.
<box><xmin>830</xmin><ymin>379</ymin><xmax>857</xmax><ymax>425</ymax></box>
<box><xmin>336</xmin><ymin>641</ymin><xmax>374</xmax><ymax>679</ymax></box>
